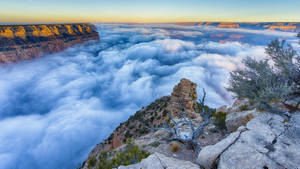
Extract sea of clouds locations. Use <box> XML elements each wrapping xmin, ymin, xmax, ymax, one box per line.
<box><xmin>0</xmin><ymin>23</ymin><xmax>298</xmax><ymax>169</ymax></box>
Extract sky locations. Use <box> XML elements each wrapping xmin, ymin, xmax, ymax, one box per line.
<box><xmin>0</xmin><ymin>0</ymin><xmax>300</xmax><ymax>23</ymax></box>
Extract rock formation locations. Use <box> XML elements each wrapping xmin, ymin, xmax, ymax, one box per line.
<box><xmin>169</xmin><ymin>78</ymin><xmax>199</xmax><ymax>118</ymax></box>
<box><xmin>82</xmin><ymin>78</ymin><xmax>300</xmax><ymax>169</ymax></box>
<box><xmin>118</xmin><ymin>153</ymin><xmax>200</xmax><ymax>169</ymax></box>
<box><xmin>0</xmin><ymin>23</ymin><xmax>99</xmax><ymax>63</ymax></box>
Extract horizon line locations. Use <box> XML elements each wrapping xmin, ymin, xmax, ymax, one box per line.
<box><xmin>1</xmin><ymin>21</ymin><xmax>300</xmax><ymax>25</ymax></box>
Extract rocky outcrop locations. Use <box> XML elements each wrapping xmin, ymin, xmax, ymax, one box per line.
<box><xmin>83</xmin><ymin>78</ymin><xmax>206</xmax><ymax>169</ymax></box>
<box><xmin>83</xmin><ymin>76</ymin><xmax>300</xmax><ymax>169</ymax></box>
<box><xmin>169</xmin><ymin>78</ymin><xmax>199</xmax><ymax>118</ymax></box>
<box><xmin>218</xmin><ymin>112</ymin><xmax>300</xmax><ymax>169</ymax></box>
<box><xmin>118</xmin><ymin>153</ymin><xmax>200</xmax><ymax>169</ymax></box>
<box><xmin>225</xmin><ymin>109</ymin><xmax>259</xmax><ymax>133</ymax></box>
<box><xmin>197</xmin><ymin>126</ymin><xmax>247</xmax><ymax>169</ymax></box>
<box><xmin>196</xmin><ymin>111</ymin><xmax>300</xmax><ymax>169</ymax></box>
<box><xmin>0</xmin><ymin>23</ymin><xmax>99</xmax><ymax>63</ymax></box>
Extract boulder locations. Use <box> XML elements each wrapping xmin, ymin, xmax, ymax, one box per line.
<box><xmin>197</xmin><ymin>126</ymin><xmax>246</xmax><ymax>169</ymax></box>
<box><xmin>218</xmin><ymin>112</ymin><xmax>300</xmax><ymax>169</ymax></box>
<box><xmin>225</xmin><ymin>109</ymin><xmax>259</xmax><ymax>133</ymax></box>
<box><xmin>222</xmin><ymin>98</ymin><xmax>250</xmax><ymax>114</ymax></box>
<box><xmin>118</xmin><ymin>152</ymin><xmax>200</xmax><ymax>169</ymax></box>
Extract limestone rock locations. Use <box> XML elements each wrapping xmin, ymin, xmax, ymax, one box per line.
<box><xmin>218</xmin><ymin>112</ymin><xmax>300</xmax><ymax>169</ymax></box>
<box><xmin>112</xmin><ymin>135</ymin><xmax>122</xmax><ymax>149</ymax></box>
<box><xmin>118</xmin><ymin>153</ymin><xmax>200</xmax><ymax>169</ymax></box>
<box><xmin>225</xmin><ymin>109</ymin><xmax>259</xmax><ymax>133</ymax></box>
<box><xmin>169</xmin><ymin>78</ymin><xmax>198</xmax><ymax>118</ymax></box>
<box><xmin>197</xmin><ymin>126</ymin><xmax>246</xmax><ymax>169</ymax></box>
<box><xmin>227</xmin><ymin>98</ymin><xmax>251</xmax><ymax>113</ymax></box>
<box><xmin>216</xmin><ymin>105</ymin><xmax>227</xmax><ymax>113</ymax></box>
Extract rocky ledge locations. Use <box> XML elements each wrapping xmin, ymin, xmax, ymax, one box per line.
<box><xmin>82</xmin><ymin>78</ymin><xmax>300</xmax><ymax>169</ymax></box>
<box><xmin>0</xmin><ymin>23</ymin><xmax>99</xmax><ymax>63</ymax></box>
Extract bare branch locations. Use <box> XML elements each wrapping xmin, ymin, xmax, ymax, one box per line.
<box><xmin>147</xmin><ymin>88</ymin><xmax>213</xmax><ymax>155</ymax></box>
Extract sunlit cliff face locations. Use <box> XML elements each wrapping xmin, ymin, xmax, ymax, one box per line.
<box><xmin>0</xmin><ymin>24</ymin><xmax>99</xmax><ymax>63</ymax></box>
<box><xmin>0</xmin><ymin>24</ymin><xmax>94</xmax><ymax>39</ymax></box>
<box><xmin>0</xmin><ymin>23</ymin><xmax>298</xmax><ymax>169</ymax></box>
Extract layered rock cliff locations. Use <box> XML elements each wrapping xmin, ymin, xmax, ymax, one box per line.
<box><xmin>0</xmin><ymin>23</ymin><xmax>99</xmax><ymax>63</ymax></box>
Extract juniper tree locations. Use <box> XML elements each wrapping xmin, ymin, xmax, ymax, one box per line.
<box><xmin>227</xmin><ymin>36</ymin><xmax>300</xmax><ymax>115</ymax></box>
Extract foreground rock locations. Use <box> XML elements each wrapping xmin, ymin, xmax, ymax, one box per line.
<box><xmin>118</xmin><ymin>153</ymin><xmax>200</xmax><ymax>169</ymax></box>
<box><xmin>197</xmin><ymin>126</ymin><xmax>246</xmax><ymax>169</ymax></box>
<box><xmin>0</xmin><ymin>23</ymin><xmax>99</xmax><ymax>63</ymax></box>
<box><xmin>225</xmin><ymin>109</ymin><xmax>259</xmax><ymax>133</ymax></box>
<box><xmin>218</xmin><ymin>112</ymin><xmax>300</xmax><ymax>169</ymax></box>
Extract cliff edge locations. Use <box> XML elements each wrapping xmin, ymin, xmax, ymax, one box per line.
<box><xmin>0</xmin><ymin>23</ymin><xmax>99</xmax><ymax>63</ymax></box>
<box><xmin>82</xmin><ymin>78</ymin><xmax>300</xmax><ymax>169</ymax></box>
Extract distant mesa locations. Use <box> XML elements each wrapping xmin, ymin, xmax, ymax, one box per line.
<box><xmin>0</xmin><ymin>23</ymin><xmax>99</xmax><ymax>63</ymax></box>
<box><xmin>176</xmin><ymin>22</ymin><xmax>300</xmax><ymax>32</ymax></box>
<box><xmin>217</xmin><ymin>22</ymin><xmax>240</xmax><ymax>28</ymax></box>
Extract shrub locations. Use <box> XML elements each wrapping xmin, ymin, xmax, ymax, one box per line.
<box><xmin>88</xmin><ymin>156</ymin><xmax>97</xmax><ymax>168</ymax></box>
<box><xmin>125</xmin><ymin>131</ymin><xmax>132</xmax><ymax>138</ymax></box>
<box><xmin>227</xmin><ymin>38</ymin><xmax>300</xmax><ymax>114</ymax></box>
<box><xmin>169</xmin><ymin>142</ymin><xmax>181</xmax><ymax>153</ymax></box>
<box><xmin>97</xmin><ymin>143</ymin><xmax>150</xmax><ymax>169</ymax></box>
<box><xmin>162</xmin><ymin>109</ymin><xmax>169</xmax><ymax>117</ymax></box>
<box><xmin>149</xmin><ymin>141</ymin><xmax>160</xmax><ymax>147</ymax></box>
<box><xmin>195</xmin><ymin>102</ymin><xmax>215</xmax><ymax>115</ymax></box>
<box><xmin>239</xmin><ymin>104</ymin><xmax>250</xmax><ymax>111</ymax></box>
<box><xmin>128</xmin><ymin>125</ymin><xmax>135</xmax><ymax>130</ymax></box>
<box><xmin>212</xmin><ymin>111</ymin><xmax>227</xmax><ymax>130</ymax></box>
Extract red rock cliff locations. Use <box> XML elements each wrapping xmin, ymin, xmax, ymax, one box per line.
<box><xmin>0</xmin><ymin>23</ymin><xmax>99</xmax><ymax>63</ymax></box>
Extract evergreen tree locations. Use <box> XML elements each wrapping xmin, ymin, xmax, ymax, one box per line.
<box><xmin>227</xmin><ymin>35</ymin><xmax>300</xmax><ymax>115</ymax></box>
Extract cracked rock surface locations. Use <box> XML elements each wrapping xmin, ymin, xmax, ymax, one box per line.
<box><xmin>197</xmin><ymin>126</ymin><xmax>247</xmax><ymax>169</ymax></box>
<box><xmin>218</xmin><ymin>112</ymin><xmax>300</xmax><ymax>169</ymax></box>
<box><xmin>118</xmin><ymin>152</ymin><xmax>200</xmax><ymax>169</ymax></box>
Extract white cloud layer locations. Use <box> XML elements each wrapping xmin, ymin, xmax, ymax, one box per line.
<box><xmin>0</xmin><ymin>23</ymin><xmax>298</xmax><ymax>169</ymax></box>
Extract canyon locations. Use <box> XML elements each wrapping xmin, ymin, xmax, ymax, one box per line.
<box><xmin>0</xmin><ymin>23</ymin><xmax>99</xmax><ymax>63</ymax></box>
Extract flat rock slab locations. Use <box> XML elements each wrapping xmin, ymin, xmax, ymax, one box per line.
<box><xmin>118</xmin><ymin>152</ymin><xmax>200</xmax><ymax>169</ymax></box>
<box><xmin>219</xmin><ymin>112</ymin><xmax>300</xmax><ymax>169</ymax></box>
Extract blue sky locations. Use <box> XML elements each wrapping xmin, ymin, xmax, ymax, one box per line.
<box><xmin>0</xmin><ymin>0</ymin><xmax>300</xmax><ymax>23</ymax></box>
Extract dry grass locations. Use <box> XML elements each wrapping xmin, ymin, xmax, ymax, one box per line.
<box><xmin>169</xmin><ymin>141</ymin><xmax>181</xmax><ymax>153</ymax></box>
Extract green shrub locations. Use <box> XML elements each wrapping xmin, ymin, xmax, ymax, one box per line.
<box><xmin>195</xmin><ymin>102</ymin><xmax>215</xmax><ymax>115</ymax></box>
<box><xmin>128</xmin><ymin>125</ymin><xmax>135</xmax><ymax>130</ymax></box>
<box><xmin>88</xmin><ymin>156</ymin><xmax>97</xmax><ymax>168</ymax></box>
<box><xmin>239</xmin><ymin>104</ymin><xmax>250</xmax><ymax>111</ymax></box>
<box><xmin>149</xmin><ymin>141</ymin><xmax>160</xmax><ymax>147</ymax></box>
<box><xmin>212</xmin><ymin>111</ymin><xmax>227</xmax><ymax>130</ymax></box>
<box><xmin>125</xmin><ymin>131</ymin><xmax>132</xmax><ymax>138</ymax></box>
<box><xmin>162</xmin><ymin>110</ymin><xmax>169</xmax><ymax>117</ymax></box>
<box><xmin>150</xmin><ymin>116</ymin><xmax>154</xmax><ymax>122</ymax></box>
<box><xmin>97</xmin><ymin>143</ymin><xmax>150</xmax><ymax>169</ymax></box>
<box><xmin>227</xmin><ymin>39</ymin><xmax>300</xmax><ymax>114</ymax></box>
